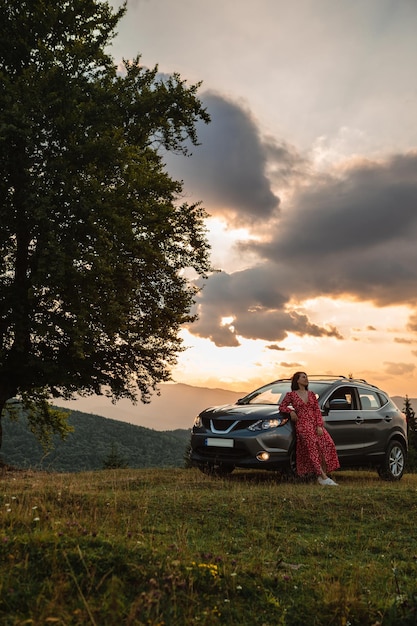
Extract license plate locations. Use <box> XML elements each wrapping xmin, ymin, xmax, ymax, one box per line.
<box><xmin>205</xmin><ymin>438</ymin><xmax>234</xmax><ymax>448</ymax></box>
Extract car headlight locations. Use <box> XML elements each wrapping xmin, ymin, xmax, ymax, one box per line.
<box><xmin>193</xmin><ymin>415</ymin><xmax>203</xmax><ymax>428</ymax></box>
<box><xmin>248</xmin><ymin>417</ymin><xmax>288</xmax><ymax>431</ymax></box>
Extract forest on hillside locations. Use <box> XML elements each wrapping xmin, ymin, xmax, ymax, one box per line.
<box><xmin>0</xmin><ymin>410</ymin><xmax>190</xmax><ymax>472</ymax></box>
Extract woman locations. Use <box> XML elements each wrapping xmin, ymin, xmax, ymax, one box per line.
<box><xmin>280</xmin><ymin>372</ymin><xmax>340</xmax><ymax>486</ymax></box>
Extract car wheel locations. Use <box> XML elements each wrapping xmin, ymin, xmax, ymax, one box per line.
<box><xmin>197</xmin><ymin>462</ymin><xmax>235</xmax><ymax>476</ymax></box>
<box><xmin>377</xmin><ymin>440</ymin><xmax>406</xmax><ymax>481</ymax></box>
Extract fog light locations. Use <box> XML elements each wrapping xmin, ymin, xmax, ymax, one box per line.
<box><xmin>256</xmin><ymin>451</ymin><xmax>270</xmax><ymax>462</ymax></box>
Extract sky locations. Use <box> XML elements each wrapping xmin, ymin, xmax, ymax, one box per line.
<box><xmin>108</xmin><ymin>0</ymin><xmax>417</xmax><ymax>399</ymax></box>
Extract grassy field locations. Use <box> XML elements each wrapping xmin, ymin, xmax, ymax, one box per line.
<box><xmin>1</xmin><ymin>467</ymin><xmax>417</xmax><ymax>625</ymax></box>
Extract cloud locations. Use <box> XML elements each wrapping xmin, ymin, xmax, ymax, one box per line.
<box><xmin>166</xmin><ymin>93</ymin><xmax>306</xmax><ymax>227</ymax></box>
<box><xmin>383</xmin><ymin>362</ymin><xmax>416</xmax><ymax>376</ymax></box>
<box><xmin>280</xmin><ymin>362</ymin><xmax>303</xmax><ymax>369</ymax></box>
<box><xmin>243</xmin><ymin>151</ymin><xmax>417</xmax><ymax>306</ymax></box>
<box><xmin>394</xmin><ymin>337</ymin><xmax>416</xmax><ymax>345</ymax></box>
<box><xmin>187</xmin><ymin>149</ymin><xmax>417</xmax><ymax>347</ymax></box>
<box><xmin>167</xmin><ymin>87</ymin><xmax>417</xmax><ymax>348</ymax></box>
<box><xmin>188</xmin><ymin>267</ymin><xmax>343</xmax><ymax>347</ymax></box>
<box><xmin>407</xmin><ymin>313</ymin><xmax>417</xmax><ymax>333</ymax></box>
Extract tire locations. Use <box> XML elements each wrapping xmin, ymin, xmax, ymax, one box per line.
<box><xmin>278</xmin><ymin>445</ymin><xmax>297</xmax><ymax>481</ymax></box>
<box><xmin>197</xmin><ymin>462</ymin><xmax>235</xmax><ymax>477</ymax></box>
<box><xmin>378</xmin><ymin>440</ymin><xmax>406</xmax><ymax>481</ymax></box>
<box><xmin>289</xmin><ymin>444</ymin><xmax>297</xmax><ymax>476</ymax></box>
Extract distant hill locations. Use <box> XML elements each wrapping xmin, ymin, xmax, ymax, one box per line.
<box><xmin>55</xmin><ymin>383</ymin><xmax>248</xmax><ymax>430</ymax></box>
<box><xmin>392</xmin><ymin>396</ymin><xmax>415</xmax><ymax>412</ymax></box>
<box><xmin>1</xmin><ymin>409</ymin><xmax>190</xmax><ymax>472</ymax></box>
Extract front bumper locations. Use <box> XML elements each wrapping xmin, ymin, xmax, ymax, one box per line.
<box><xmin>190</xmin><ymin>424</ymin><xmax>294</xmax><ymax>470</ymax></box>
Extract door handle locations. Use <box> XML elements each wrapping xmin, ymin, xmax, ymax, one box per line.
<box><xmin>355</xmin><ymin>415</ymin><xmax>364</xmax><ymax>423</ymax></box>
<box><xmin>384</xmin><ymin>416</ymin><xmax>392</xmax><ymax>422</ymax></box>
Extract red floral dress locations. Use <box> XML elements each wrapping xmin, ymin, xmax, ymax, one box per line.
<box><xmin>280</xmin><ymin>390</ymin><xmax>340</xmax><ymax>477</ymax></box>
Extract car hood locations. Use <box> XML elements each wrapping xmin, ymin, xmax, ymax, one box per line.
<box><xmin>200</xmin><ymin>403</ymin><xmax>282</xmax><ymax>420</ymax></box>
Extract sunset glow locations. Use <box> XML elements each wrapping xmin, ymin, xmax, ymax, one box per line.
<box><xmin>109</xmin><ymin>0</ymin><xmax>417</xmax><ymax>400</ymax></box>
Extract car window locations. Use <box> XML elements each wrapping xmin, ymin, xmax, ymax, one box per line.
<box><xmin>358</xmin><ymin>388</ymin><xmax>380</xmax><ymax>409</ymax></box>
<box><xmin>377</xmin><ymin>392</ymin><xmax>389</xmax><ymax>407</ymax></box>
<box><xmin>246</xmin><ymin>384</ymin><xmax>290</xmax><ymax>405</ymax></box>
<box><xmin>327</xmin><ymin>386</ymin><xmax>355</xmax><ymax>410</ymax></box>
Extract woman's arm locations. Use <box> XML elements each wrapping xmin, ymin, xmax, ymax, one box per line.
<box><xmin>279</xmin><ymin>392</ymin><xmax>298</xmax><ymax>422</ymax></box>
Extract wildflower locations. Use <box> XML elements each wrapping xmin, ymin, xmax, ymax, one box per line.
<box><xmin>33</xmin><ymin>517</ymin><xmax>40</xmax><ymax>522</ymax></box>
<box><xmin>197</xmin><ymin>563</ymin><xmax>219</xmax><ymax>578</ymax></box>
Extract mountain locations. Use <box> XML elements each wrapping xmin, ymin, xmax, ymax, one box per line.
<box><xmin>54</xmin><ymin>383</ymin><xmax>248</xmax><ymax>431</ymax></box>
<box><xmin>1</xmin><ymin>409</ymin><xmax>191</xmax><ymax>472</ymax></box>
<box><xmin>392</xmin><ymin>396</ymin><xmax>413</xmax><ymax>412</ymax></box>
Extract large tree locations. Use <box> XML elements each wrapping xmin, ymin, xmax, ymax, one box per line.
<box><xmin>0</xmin><ymin>0</ymin><xmax>211</xmax><ymax>446</ymax></box>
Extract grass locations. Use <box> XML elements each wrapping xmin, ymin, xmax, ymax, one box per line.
<box><xmin>1</xmin><ymin>467</ymin><xmax>417</xmax><ymax>625</ymax></box>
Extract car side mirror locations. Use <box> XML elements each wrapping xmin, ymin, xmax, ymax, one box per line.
<box><xmin>329</xmin><ymin>399</ymin><xmax>351</xmax><ymax>410</ymax></box>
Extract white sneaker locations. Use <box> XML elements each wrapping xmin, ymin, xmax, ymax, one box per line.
<box><xmin>318</xmin><ymin>476</ymin><xmax>338</xmax><ymax>486</ymax></box>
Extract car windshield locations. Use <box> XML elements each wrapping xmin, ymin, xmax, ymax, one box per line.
<box><xmin>242</xmin><ymin>381</ymin><xmax>332</xmax><ymax>405</ymax></box>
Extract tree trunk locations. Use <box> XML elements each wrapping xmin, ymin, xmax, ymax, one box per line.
<box><xmin>0</xmin><ymin>387</ymin><xmax>17</xmax><ymax>452</ymax></box>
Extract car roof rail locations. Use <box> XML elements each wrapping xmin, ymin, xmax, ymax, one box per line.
<box><xmin>308</xmin><ymin>375</ymin><xmax>375</xmax><ymax>386</ymax></box>
<box><xmin>307</xmin><ymin>374</ymin><xmax>347</xmax><ymax>380</ymax></box>
<box><xmin>273</xmin><ymin>375</ymin><xmax>376</xmax><ymax>387</ymax></box>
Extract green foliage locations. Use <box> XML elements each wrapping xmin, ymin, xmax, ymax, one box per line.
<box><xmin>102</xmin><ymin>442</ymin><xmax>129</xmax><ymax>470</ymax></box>
<box><xmin>183</xmin><ymin>435</ymin><xmax>193</xmax><ymax>468</ymax></box>
<box><xmin>1</xmin><ymin>469</ymin><xmax>417</xmax><ymax>625</ymax></box>
<box><xmin>3</xmin><ymin>396</ymin><xmax>73</xmax><ymax>452</ymax></box>
<box><xmin>0</xmin><ymin>0</ymin><xmax>211</xmax><ymax>435</ymax></box>
<box><xmin>1</xmin><ymin>408</ymin><xmax>190</xmax><ymax>471</ymax></box>
<box><xmin>404</xmin><ymin>396</ymin><xmax>417</xmax><ymax>471</ymax></box>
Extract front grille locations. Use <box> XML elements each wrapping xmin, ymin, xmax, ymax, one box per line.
<box><xmin>202</xmin><ymin>418</ymin><xmax>259</xmax><ymax>433</ymax></box>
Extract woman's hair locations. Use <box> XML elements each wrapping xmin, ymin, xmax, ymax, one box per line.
<box><xmin>291</xmin><ymin>371</ymin><xmax>308</xmax><ymax>391</ymax></box>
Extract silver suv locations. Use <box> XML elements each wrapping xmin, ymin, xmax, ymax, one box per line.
<box><xmin>190</xmin><ymin>376</ymin><xmax>408</xmax><ymax>481</ymax></box>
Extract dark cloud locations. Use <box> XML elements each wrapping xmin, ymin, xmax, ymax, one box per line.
<box><xmin>169</xmin><ymin>89</ymin><xmax>417</xmax><ymax>346</ymax></box>
<box><xmin>243</xmin><ymin>151</ymin><xmax>417</xmax><ymax>306</ymax></box>
<box><xmin>266</xmin><ymin>344</ymin><xmax>286</xmax><ymax>351</ymax></box>
<box><xmin>188</xmin><ymin>267</ymin><xmax>343</xmax><ymax>347</ymax></box>
<box><xmin>187</xmin><ymin>149</ymin><xmax>417</xmax><ymax>347</ymax></box>
<box><xmin>166</xmin><ymin>93</ymin><xmax>306</xmax><ymax>226</ymax></box>
<box><xmin>267</xmin><ymin>153</ymin><xmax>417</xmax><ymax>257</ymax></box>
